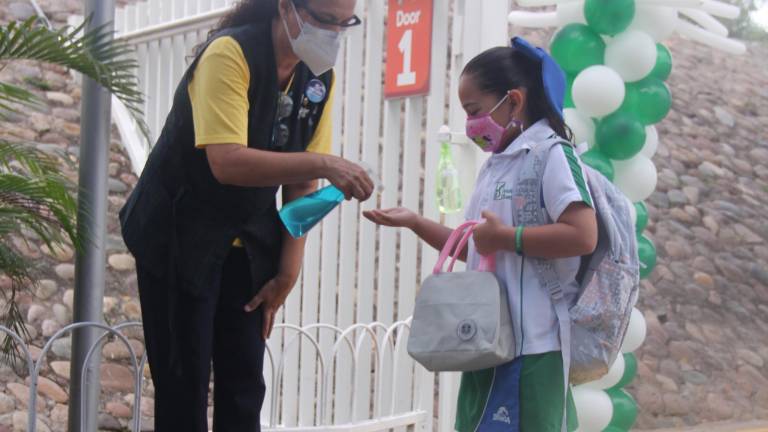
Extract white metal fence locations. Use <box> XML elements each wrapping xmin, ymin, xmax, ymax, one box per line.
<box><xmin>67</xmin><ymin>0</ymin><xmax>513</xmax><ymax>429</ymax></box>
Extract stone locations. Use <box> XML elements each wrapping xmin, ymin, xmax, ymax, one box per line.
<box><xmin>36</xmin><ymin>377</ymin><xmax>68</xmax><ymax>403</ymax></box>
<box><xmin>7</xmin><ymin>383</ymin><xmax>44</xmax><ymax>411</ymax></box>
<box><xmin>51</xmin><ymin>337</ymin><xmax>71</xmax><ymax>359</ymax></box>
<box><xmin>141</xmin><ymin>397</ymin><xmax>155</xmax><ymax>417</ymax></box>
<box><xmin>41</xmin><ymin>320</ymin><xmax>61</xmax><ymax>338</ymax></box>
<box><xmin>108</xmin><ymin>179</ymin><xmax>128</xmax><ymax>193</ymax></box>
<box><xmin>708</xmin><ymin>290</ymin><xmax>723</xmax><ymax>306</ymax></box>
<box><xmin>53</xmin><ymin>304</ymin><xmax>69</xmax><ymax>326</ymax></box>
<box><xmin>120</xmin><ymin>173</ymin><xmax>137</xmax><ymax>185</ymax></box>
<box><xmin>100</xmin><ymin>363</ymin><xmax>135</xmax><ymax>392</ymax></box>
<box><xmin>699</xmin><ymin>161</ymin><xmax>725</xmax><ymax>177</ymax></box>
<box><xmin>122</xmin><ymin>300</ymin><xmax>141</xmax><ymax>321</ymax></box>
<box><xmin>749</xmin><ymin>147</ymin><xmax>768</xmax><ymax>165</ymax></box>
<box><xmin>26</xmin><ymin>305</ymin><xmax>47</xmax><ymax>324</ymax></box>
<box><xmin>50</xmin><ymin>361</ymin><xmax>70</xmax><ymax>380</ymax></box>
<box><xmin>682</xmin><ymin>370</ymin><xmax>709</xmax><ymax>385</ymax></box>
<box><xmin>34</xmin><ymin>280</ymin><xmax>58</xmax><ymax>300</ymax></box>
<box><xmin>63</xmin><ymin>289</ymin><xmax>74</xmax><ymax>310</ymax></box>
<box><xmin>108</xmin><ymin>253</ymin><xmax>135</xmax><ymax>271</ymax></box>
<box><xmin>55</xmin><ymin>264</ymin><xmax>76</xmax><ymax>281</ymax></box>
<box><xmin>102</xmin><ymin>296</ymin><xmax>118</xmax><ymax>315</ymax></box>
<box><xmin>706</xmin><ymin>393</ymin><xmax>735</xmax><ymax>420</ymax></box>
<box><xmin>694</xmin><ymin>272</ymin><xmax>715</xmax><ymax>289</ymax></box>
<box><xmin>662</xmin><ymin>393</ymin><xmax>690</xmax><ymax>416</ymax></box>
<box><xmin>106</xmin><ymin>401</ymin><xmax>132</xmax><ymax>419</ymax></box>
<box><xmin>11</xmin><ymin>411</ymin><xmax>51</xmax><ymax>432</ymax></box>
<box><xmin>8</xmin><ymin>2</ymin><xmax>36</xmax><ymax>20</ymax></box>
<box><xmin>12</xmin><ymin>236</ymin><xmax>40</xmax><ymax>259</ymax></box>
<box><xmin>734</xmin><ymin>223</ymin><xmax>763</xmax><ymax>244</ymax></box>
<box><xmin>0</xmin><ymin>394</ymin><xmax>14</xmax><ymax>415</ymax></box>
<box><xmin>45</xmin><ymin>92</ymin><xmax>74</xmax><ymax>106</ymax></box>
<box><xmin>667</xmin><ymin>189</ymin><xmax>688</xmax><ymax>205</ymax></box>
<box><xmin>108</xmin><ymin>162</ymin><xmax>120</xmax><ymax>177</ymax></box>
<box><xmin>50</xmin><ymin>404</ymin><xmax>68</xmax><ymax>424</ymax></box>
<box><xmin>656</xmin><ymin>374</ymin><xmax>679</xmax><ymax>392</ymax></box>
<box><xmin>737</xmin><ymin>349</ymin><xmax>765</xmax><ymax>368</ymax></box>
<box><xmin>98</xmin><ymin>414</ymin><xmax>122</xmax><ymax>431</ymax></box>
<box><xmin>103</xmin><ymin>339</ymin><xmax>145</xmax><ymax>361</ymax></box>
<box><xmin>40</xmin><ymin>244</ymin><xmax>74</xmax><ymax>262</ymax></box>
<box><xmin>713</xmin><ymin>106</ymin><xmax>736</xmax><ymax>127</ymax></box>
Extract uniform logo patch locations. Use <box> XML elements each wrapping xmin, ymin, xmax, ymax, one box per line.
<box><xmin>492</xmin><ymin>406</ymin><xmax>512</xmax><ymax>424</ymax></box>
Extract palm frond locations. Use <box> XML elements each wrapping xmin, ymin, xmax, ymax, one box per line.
<box><xmin>0</xmin><ymin>17</ymin><xmax>149</xmax><ymax>140</ymax></box>
<box><xmin>0</xmin><ymin>82</ymin><xmax>42</xmax><ymax>115</ymax></box>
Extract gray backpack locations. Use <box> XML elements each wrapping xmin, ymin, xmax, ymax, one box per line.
<box><xmin>407</xmin><ymin>221</ymin><xmax>517</xmax><ymax>372</ymax></box>
<box><xmin>513</xmin><ymin>135</ymin><xmax>640</xmax><ymax>395</ymax></box>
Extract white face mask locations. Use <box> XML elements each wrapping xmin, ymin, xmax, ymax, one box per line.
<box><xmin>282</xmin><ymin>2</ymin><xmax>342</xmax><ymax>76</ymax></box>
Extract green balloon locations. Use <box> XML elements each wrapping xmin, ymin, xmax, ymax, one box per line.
<box><xmin>650</xmin><ymin>44</ymin><xmax>673</xmax><ymax>81</ymax></box>
<box><xmin>550</xmin><ymin>23</ymin><xmax>606</xmax><ymax>75</ymax></box>
<box><xmin>584</xmin><ymin>0</ymin><xmax>636</xmax><ymax>36</ymax></box>
<box><xmin>564</xmin><ymin>74</ymin><xmax>575</xmax><ymax>108</ymax></box>
<box><xmin>610</xmin><ymin>353</ymin><xmax>638</xmax><ymax>390</ymax></box>
<box><xmin>581</xmin><ymin>148</ymin><xmax>615</xmax><ymax>181</ymax></box>
<box><xmin>620</xmin><ymin>77</ymin><xmax>672</xmax><ymax>125</ymax></box>
<box><xmin>634</xmin><ymin>201</ymin><xmax>648</xmax><ymax>234</ymax></box>
<box><xmin>603</xmin><ymin>427</ymin><xmax>627</xmax><ymax>432</ymax></box>
<box><xmin>595</xmin><ymin>112</ymin><xmax>646</xmax><ymax>161</ymax></box>
<box><xmin>607</xmin><ymin>389</ymin><xmax>638</xmax><ymax>430</ymax></box>
<box><xmin>637</xmin><ymin>234</ymin><xmax>657</xmax><ymax>279</ymax></box>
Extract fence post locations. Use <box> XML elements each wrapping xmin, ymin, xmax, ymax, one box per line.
<box><xmin>68</xmin><ymin>0</ymin><xmax>115</xmax><ymax>430</ymax></box>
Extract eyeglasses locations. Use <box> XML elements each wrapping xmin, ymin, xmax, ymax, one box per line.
<box><xmin>293</xmin><ymin>0</ymin><xmax>362</xmax><ymax>28</ymax></box>
<box><xmin>272</xmin><ymin>93</ymin><xmax>294</xmax><ymax>149</ymax></box>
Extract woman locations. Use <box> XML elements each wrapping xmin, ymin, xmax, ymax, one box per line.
<box><xmin>119</xmin><ymin>0</ymin><xmax>372</xmax><ymax>430</ymax></box>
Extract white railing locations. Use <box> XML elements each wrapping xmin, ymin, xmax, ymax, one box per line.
<box><xmin>2</xmin><ymin>319</ymin><xmax>427</xmax><ymax>431</ymax></box>
<box><xmin>66</xmin><ymin>0</ymin><xmax>514</xmax><ymax>429</ymax></box>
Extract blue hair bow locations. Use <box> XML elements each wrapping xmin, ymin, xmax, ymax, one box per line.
<box><xmin>511</xmin><ymin>36</ymin><xmax>566</xmax><ymax>119</ymax></box>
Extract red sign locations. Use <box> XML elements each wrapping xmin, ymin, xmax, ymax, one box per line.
<box><xmin>384</xmin><ymin>0</ymin><xmax>433</xmax><ymax>99</ymax></box>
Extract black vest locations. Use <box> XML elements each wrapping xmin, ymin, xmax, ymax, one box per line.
<box><xmin>120</xmin><ymin>23</ymin><xmax>333</xmax><ymax>294</ymax></box>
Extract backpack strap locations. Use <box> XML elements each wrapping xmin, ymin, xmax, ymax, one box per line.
<box><xmin>515</xmin><ymin>134</ymin><xmax>574</xmax><ymax>432</ymax></box>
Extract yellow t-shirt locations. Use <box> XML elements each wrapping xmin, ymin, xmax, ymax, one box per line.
<box><xmin>188</xmin><ymin>35</ymin><xmax>335</xmax><ymax>153</ymax></box>
<box><xmin>188</xmin><ymin>36</ymin><xmax>335</xmax><ymax>247</ymax></box>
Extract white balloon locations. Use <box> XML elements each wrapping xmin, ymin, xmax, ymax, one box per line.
<box><xmin>676</xmin><ymin>20</ymin><xmax>747</xmax><ymax>55</ymax></box>
<box><xmin>556</xmin><ymin>1</ymin><xmax>586</xmax><ymax>25</ymax></box>
<box><xmin>584</xmin><ymin>353</ymin><xmax>626</xmax><ymax>390</ymax></box>
<box><xmin>629</xmin><ymin>5</ymin><xmax>679</xmax><ymax>42</ymax></box>
<box><xmin>605</xmin><ymin>30</ymin><xmax>658</xmax><ymax>82</ymax></box>
<box><xmin>564</xmin><ymin>108</ymin><xmax>595</xmax><ymax>147</ymax></box>
<box><xmin>572</xmin><ymin>387</ymin><xmax>614</xmax><ymax>432</ymax></box>
<box><xmin>641</xmin><ymin>126</ymin><xmax>659</xmax><ymax>158</ymax></box>
<box><xmin>613</xmin><ymin>155</ymin><xmax>658</xmax><ymax>202</ymax></box>
<box><xmin>572</xmin><ymin>66</ymin><xmax>625</xmax><ymax>118</ymax></box>
<box><xmin>622</xmin><ymin>308</ymin><xmax>648</xmax><ymax>353</ymax></box>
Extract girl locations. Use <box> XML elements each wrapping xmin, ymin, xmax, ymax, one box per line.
<box><xmin>363</xmin><ymin>37</ymin><xmax>597</xmax><ymax>431</ymax></box>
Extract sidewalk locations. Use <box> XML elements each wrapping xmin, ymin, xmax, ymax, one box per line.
<box><xmin>636</xmin><ymin>421</ymin><xmax>768</xmax><ymax>432</ymax></box>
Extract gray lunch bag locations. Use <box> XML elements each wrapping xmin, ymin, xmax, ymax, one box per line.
<box><xmin>407</xmin><ymin>221</ymin><xmax>517</xmax><ymax>372</ymax></box>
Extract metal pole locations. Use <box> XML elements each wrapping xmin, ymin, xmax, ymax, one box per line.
<box><xmin>69</xmin><ymin>0</ymin><xmax>115</xmax><ymax>430</ymax></box>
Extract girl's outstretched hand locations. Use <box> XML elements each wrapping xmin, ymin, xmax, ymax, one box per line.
<box><xmin>363</xmin><ymin>207</ymin><xmax>419</xmax><ymax>229</ymax></box>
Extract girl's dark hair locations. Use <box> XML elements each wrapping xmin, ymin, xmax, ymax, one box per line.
<box><xmin>195</xmin><ymin>0</ymin><xmax>280</xmax><ymax>56</ymax></box>
<box><xmin>462</xmin><ymin>46</ymin><xmax>572</xmax><ymax>141</ymax></box>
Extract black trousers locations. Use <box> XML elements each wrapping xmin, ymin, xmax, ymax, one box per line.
<box><xmin>137</xmin><ymin>247</ymin><xmax>269</xmax><ymax>432</ymax></box>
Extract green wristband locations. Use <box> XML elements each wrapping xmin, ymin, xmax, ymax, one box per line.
<box><xmin>515</xmin><ymin>226</ymin><xmax>525</xmax><ymax>255</ymax></box>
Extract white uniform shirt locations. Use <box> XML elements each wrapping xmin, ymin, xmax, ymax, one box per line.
<box><xmin>465</xmin><ymin>120</ymin><xmax>594</xmax><ymax>356</ymax></box>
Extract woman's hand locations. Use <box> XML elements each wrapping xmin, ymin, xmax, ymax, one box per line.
<box><xmin>244</xmin><ymin>274</ymin><xmax>295</xmax><ymax>340</ymax></box>
<box><xmin>473</xmin><ymin>210</ymin><xmax>508</xmax><ymax>256</ymax></box>
<box><xmin>363</xmin><ymin>207</ymin><xmax>419</xmax><ymax>229</ymax></box>
<box><xmin>323</xmin><ymin>156</ymin><xmax>375</xmax><ymax>201</ymax></box>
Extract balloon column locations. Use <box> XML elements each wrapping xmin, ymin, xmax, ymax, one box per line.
<box><xmin>509</xmin><ymin>1</ymin><xmax>745</xmax><ymax>430</ymax></box>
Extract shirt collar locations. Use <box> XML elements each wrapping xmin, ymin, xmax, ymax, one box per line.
<box><xmin>495</xmin><ymin>119</ymin><xmax>558</xmax><ymax>157</ymax></box>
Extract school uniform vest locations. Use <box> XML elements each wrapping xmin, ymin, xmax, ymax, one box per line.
<box><xmin>119</xmin><ymin>23</ymin><xmax>333</xmax><ymax>295</ymax></box>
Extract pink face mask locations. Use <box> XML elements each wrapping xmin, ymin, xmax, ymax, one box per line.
<box><xmin>465</xmin><ymin>95</ymin><xmax>519</xmax><ymax>153</ymax></box>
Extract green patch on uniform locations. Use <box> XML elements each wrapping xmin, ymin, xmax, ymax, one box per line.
<box><xmin>561</xmin><ymin>144</ymin><xmax>593</xmax><ymax>208</ymax></box>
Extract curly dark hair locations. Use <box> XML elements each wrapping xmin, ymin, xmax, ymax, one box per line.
<box><xmin>195</xmin><ymin>0</ymin><xmax>280</xmax><ymax>55</ymax></box>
